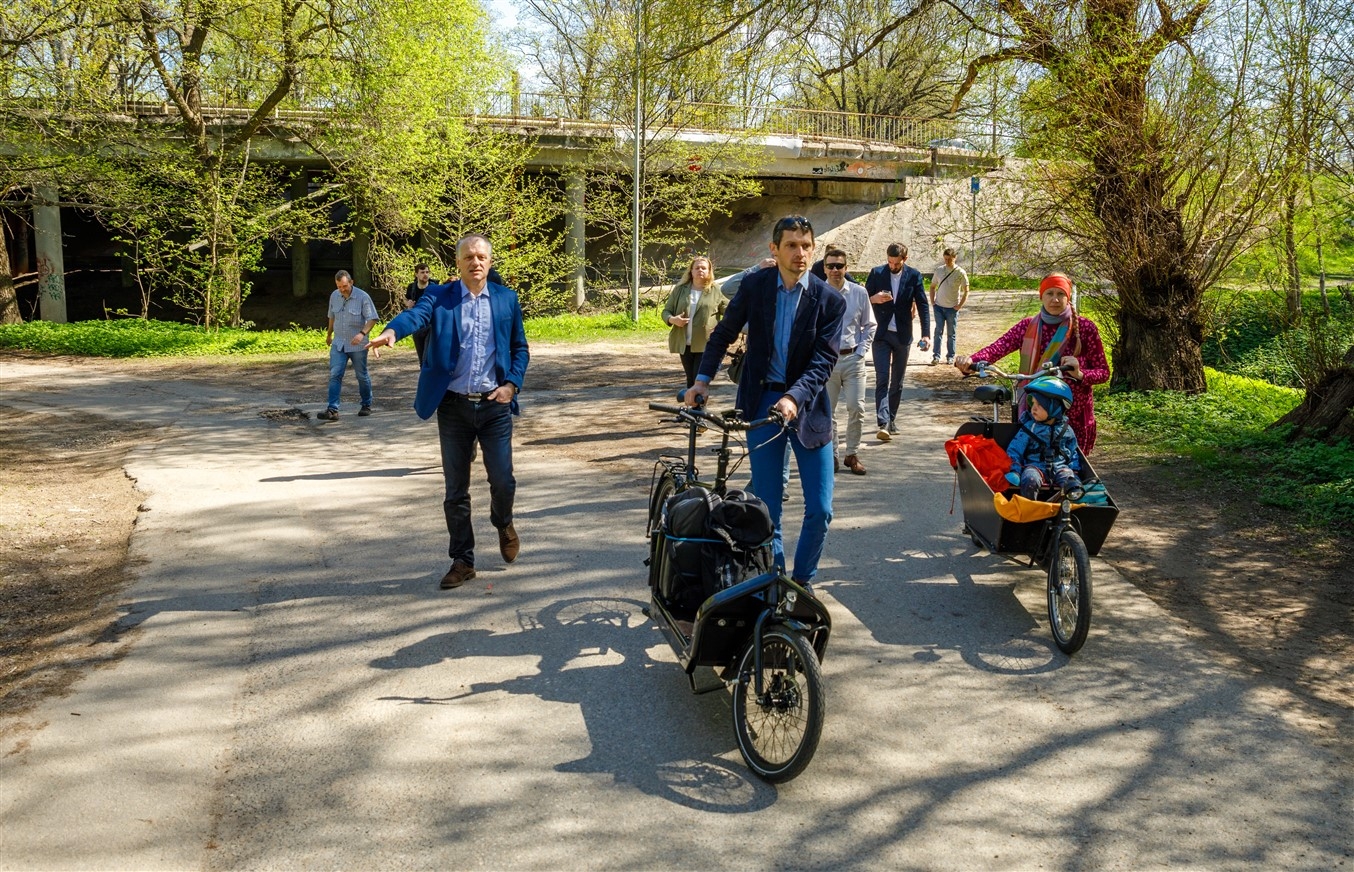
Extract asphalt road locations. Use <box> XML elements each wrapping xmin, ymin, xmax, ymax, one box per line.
<box><xmin>0</xmin><ymin>353</ymin><xmax>1349</xmax><ymax>871</ymax></box>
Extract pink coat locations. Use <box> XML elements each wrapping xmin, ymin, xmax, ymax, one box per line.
<box><xmin>971</xmin><ymin>315</ymin><xmax>1110</xmax><ymax>453</ymax></box>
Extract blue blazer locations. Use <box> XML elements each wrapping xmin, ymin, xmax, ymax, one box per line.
<box><xmin>697</xmin><ymin>267</ymin><xmax>846</xmax><ymax>449</ymax></box>
<box><xmin>865</xmin><ymin>263</ymin><xmax>931</xmax><ymax>343</ymax></box>
<box><xmin>386</xmin><ymin>280</ymin><xmax>530</xmax><ymax>420</ymax></box>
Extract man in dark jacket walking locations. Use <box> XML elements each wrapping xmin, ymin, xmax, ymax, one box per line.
<box><xmin>865</xmin><ymin>243</ymin><xmax>930</xmax><ymax>440</ymax></box>
<box><xmin>685</xmin><ymin>215</ymin><xmax>845</xmax><ymax>588</ymax></box>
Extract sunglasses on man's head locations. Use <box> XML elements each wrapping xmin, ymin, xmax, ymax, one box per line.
<box><xmin>824</xmin><ymin>262</ymin><xmax>847</xmax><ymax>270</ymax></box>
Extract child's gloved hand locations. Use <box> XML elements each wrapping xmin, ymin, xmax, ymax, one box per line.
<box><xmin>1005</xmin><ymin>471</ymin><xmax>1021</xmax><ymax>488</ymax></box>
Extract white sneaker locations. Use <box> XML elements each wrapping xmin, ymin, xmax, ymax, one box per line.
<box><xmin>928</xmin><ymin>358</ymin><xmax>939</xmax><ymax>366</ymax></box>
<box><xmin>877</xmin><ymin>427</ymin><xmax>891</xmax><ymax>442</ymax></box>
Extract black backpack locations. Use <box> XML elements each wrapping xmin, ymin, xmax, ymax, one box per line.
<box><xmin>658</xmin><ymin>487</ymin><xmax>775</xmax><ymax>615</ymax></box>
<box><xmin>707</xmin><ymin>489</ymin><xmax>774</xmax><ymax>550</ymax></box>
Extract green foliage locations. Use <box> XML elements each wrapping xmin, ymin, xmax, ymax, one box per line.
<box><xmin>1202</xmin><ymin>287</ymin><xmax>1354</xmax><ymax>388</ymax></box>
<box><xmin>1099</xmin><ymin>369</ymin><xmax>1353</xmax><ymax>531</ymax></box>
<box><xmin>0</xmin><ymin>319</ymin><xmax>330</xmax><ymax>357</ymax></box>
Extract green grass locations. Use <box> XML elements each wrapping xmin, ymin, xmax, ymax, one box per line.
<box><xmin>1099</xmin><ymin>369</ymin><xmax>1352</xmax><ymax>532</ymax></box>
<box><xmin>525</xmin><ymin>306</ymin><xmax>666</xmax><ymax>341</ymax></box>
<box><xmin>0</xmin><ymin>308</ymin><xmax>670</xmax><ymax>357</ymax></box>
<box><xmin>0</xmin><ymin>318</ymin><xmax>328</xmax><ymax>357</ymax></box>
<box><xmin>968</xmin><ymin>274</ymin><xmax>1042</xmax><ymax>291</ymax></box>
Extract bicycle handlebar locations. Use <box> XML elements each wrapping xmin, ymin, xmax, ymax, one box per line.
<box><xmin>647</xmin><ymin>401</ymin><xmax>784</xmax><ymax>432</ymax></box>
<box><xmin>969</xmin><ymin>360</ymin><xmax>1076</xmax><ymax>381</ymax></box>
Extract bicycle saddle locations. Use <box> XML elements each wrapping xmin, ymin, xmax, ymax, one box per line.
<box><xmin>974</xmin><ymin>385</ymin><xmax>1012</xmax><ymax>404</ymax></box>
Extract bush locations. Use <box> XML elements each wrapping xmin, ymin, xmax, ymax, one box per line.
<box><xmin>1203</xmin><ymin>289</ymin><xmax>1354</xmax><ymax>389</ymax></box>
<box><xmin>1099</xmin><ymin>369</ymin><xmax>1352</xmax><ymax>531</ymax></box>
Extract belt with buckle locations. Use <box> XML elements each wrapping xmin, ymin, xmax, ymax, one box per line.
<box><xmin>841</xmin><ymin>345</ymin><xmax>858</xmax><ymax>356</ymax></box>
<box><xmin>450</xmin><ymin>391</ymin><xmax>490</xmax><ymax>402</ymax></box>
<box><xmin>764</xmin><ymin>381</ymin><xmax>787</xmax><ymax>392</ymax></box>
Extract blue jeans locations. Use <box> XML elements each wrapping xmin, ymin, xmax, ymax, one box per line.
<box><xmin>871</xmin><ymin>331</ymin><xmax>909</xmax><ymax>427</ymax></box>
<box><xmin>932</xmin><ymin>304</ymin><xmax>958</xmax><ymax>361</ymax></box>
<box><xmin>327</xmin><ymin>346</ymin><xmax>373</xmax><ymax>410</ymax></box>
<box><xmin>437</xmin><ymin>393</ymin><xmax>516</xmax><ymax>565</ymax></box>
<box><xmin>745</xmin><ymin>390</ymin><xmax>834</xmax><ymax>582</ymax></box>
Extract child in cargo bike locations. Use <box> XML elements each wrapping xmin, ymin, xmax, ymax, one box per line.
<box><xmin>1003</xmin><ymin>376</ymin><xmax>1082</xmax><ymax>500</ymax></box>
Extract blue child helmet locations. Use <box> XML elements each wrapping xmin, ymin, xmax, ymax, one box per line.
<box><xmin>1025</xmin><ymin>376</ymin><xmax>1074</xmax><ymax>415</ymax></box>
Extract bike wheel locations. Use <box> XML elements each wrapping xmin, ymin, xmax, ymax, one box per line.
<box><xmin>647</xmin><ymin>473</ymin><xmax>678</xmax><ymax>589</ymax></box>
<box><xmin>732</xmin><ymin>627</ymin><xmax>825</xmax><ymax>783</ymax></box>
<box><xmin>1047</xmin><ymin>529</ymin><xmax>1092</xmax><ymax>654</ymax></box>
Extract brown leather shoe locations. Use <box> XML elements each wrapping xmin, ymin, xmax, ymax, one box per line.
<box><xmin>843</xmin><ymin>454</ymin><xmax>867</xmax><ymax>475</ymax></box>
<box><xmin>440</xmin><ymin>560</ymin><xmax>476</xmax><ymax>589</ymax></box>
<box><xmin>498</xmin><ymin>523</ymin><xmax>520</xmax><ymax>563</ymax></box>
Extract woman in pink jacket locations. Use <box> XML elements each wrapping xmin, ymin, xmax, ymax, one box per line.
<box><xmin>954</xmin><ymin>273</ymin><xmax>1110</xmax><ymax>453</ymax></box>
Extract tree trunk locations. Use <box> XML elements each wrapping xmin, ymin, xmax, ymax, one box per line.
<box><xmin>1111</xmin><ymin>300</ymin><xmax>1208</xmax><ymax>393</ymax></box>
<box><xmin>1273</xmin><ymin>343</ymin><xmax>1354</xmax><ymax>444</ymax></box>
<box><xmin>0</xmin><ymin>220</ymin><xmax>21</xmax><ymax>325</ymax></box>
<box><xmin>1282</xmin><ymin>185</ymin><xmax>1301</xmax><ymax>321</ymax></box>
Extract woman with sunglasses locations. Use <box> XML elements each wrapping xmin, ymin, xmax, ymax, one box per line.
<box><xmin>954</xmin><ymin>273</ymin><xmax>1109</xmax><ymax>452</ymax></box>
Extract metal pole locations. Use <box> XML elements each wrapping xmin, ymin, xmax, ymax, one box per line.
<box><xmin>971</xmin><ymin>188</ymin><xmax>978</xmax><ymax>276</ymax></box>
<box><xmin>991</xmin><ymin>0</ymin><xmax>1000</xmax><ymax>153</ymax></box>
<box><xmin>630</xmin><ymin>0</ymin><xmax>642</xmax><ymax>322</ymax></box>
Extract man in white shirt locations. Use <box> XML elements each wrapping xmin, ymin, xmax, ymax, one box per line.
<box><xmin>821</xmin><ymin>245</ymin><xmax>877</xmax><ymax>475</ymax></box>
<box><xmin>929</xmin><ymin>247</ymin><xmax>970</xmax><ymax>366</ymax></box>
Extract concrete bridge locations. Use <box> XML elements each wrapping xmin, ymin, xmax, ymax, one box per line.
<box><xmin>14</xmin><ymin>97</ymin><xmax>1001</xmax><ymax>322</ymax></box>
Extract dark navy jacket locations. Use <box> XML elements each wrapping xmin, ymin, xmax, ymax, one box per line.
<box><xmin>865</xmin><ymin>263</ymin><xmax>931</xmax><ymax>343</ymax></box>
<box><xmin>697</xmin><ymin>267</ymin><xmax>845</xmax><ymax>449</ymax></box>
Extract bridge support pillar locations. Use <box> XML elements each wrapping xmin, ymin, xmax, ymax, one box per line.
<box><xmin>291</xmin><ymin>173</ymin><xmax>310</xmax><ymax>297</ymax></box>
<box><xmin>566</xmin><ymin>171</ymin><xmax>586</xmax><ymax>309</ymax></box>
<box><xmin>34</xmin><ymin>184</ymin><xmax>67</xmax><ymax>323</ymax></box>
<box><xmin>352</xmin><ymin>225</ymin><xmax>372</xmax><ymax>290</ymax></box>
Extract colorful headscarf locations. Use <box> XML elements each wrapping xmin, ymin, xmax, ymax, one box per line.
<box><xmin>1016</xmin><ymin>274</ymin><xmax>1081</xmax><ymax>407</ymax></box>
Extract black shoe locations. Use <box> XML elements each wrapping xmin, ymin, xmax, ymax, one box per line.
<box><xmin>358</xmin><ymin>406</ymin><xmax>372</xmax><ymax>417</ymax></box>
<box><xmin>317</xmin><ymin>408</ymin><xmax>338</xmax><ymax>421</ymax></box>
<box><xmin>887</xmin><ymin>422</ymin><xmax>900</xmax><ymax>435</ymax></box>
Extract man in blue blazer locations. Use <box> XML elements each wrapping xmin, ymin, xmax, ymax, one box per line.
<box><xmin>685</xmin><ymin>215</ymin><xmax>845</xmax><ymax>588</ymax></box>
<box><xmin>865</xmin><ymin>242</ymin><xmax>930</xmax><ymax>440</ymax></box>
<box><xmin>368</xmin><ymin>234</ymin><xmax>530</xmax><ymax>591</ymax></box>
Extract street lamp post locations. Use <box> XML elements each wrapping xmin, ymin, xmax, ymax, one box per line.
<box><xmin>970</xmin><ymin>176</ymin><xmax>980</xmax><ymax>276</ymax></box>
<box><xmin>630</xmin><ymin>0</ymin><xmax>643</xmax><ymax>322</ymax></box>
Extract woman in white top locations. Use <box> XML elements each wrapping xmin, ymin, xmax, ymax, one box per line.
<box><xmin>661</xmin><ymin>255</ymin><xmax>726</xmax><ymax>387</ymax></box>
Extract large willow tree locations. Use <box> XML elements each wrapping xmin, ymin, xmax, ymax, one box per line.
<box><xmin>953</xmin><ymin>0</ymin><xmax>1288</xmax><ymax>392</ymax></box>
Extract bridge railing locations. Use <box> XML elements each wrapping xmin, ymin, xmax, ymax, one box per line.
<box><xmin>477</xmin><ymin>92</ymin><xmax>976</xmax><ymax>150</ymax></box>
<box><xmin>96</xmin><ymin>93</ymin><xmax>986</xmax><ymax>152</ymax></box>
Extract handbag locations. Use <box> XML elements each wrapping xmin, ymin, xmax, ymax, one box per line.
<box><xmin>725</xmin><ymin>337</ymin><xmax>746</xmax><ymax>384</ymax></box>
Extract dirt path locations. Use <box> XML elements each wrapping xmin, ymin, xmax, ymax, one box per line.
<box><xmin>1</xmin><ymin>292</ymin><xmax>1349</xmax><ymax>762</ymax></box>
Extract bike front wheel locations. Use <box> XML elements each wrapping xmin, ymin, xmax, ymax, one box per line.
<box><xmin>647</xmin><ymin>472</ymin><xmax>678</xmax><ymax>590</ymax></box>
<box><xmin>1047</xmin><ymin>529</ymin><xmax>1092</xmax><ymax>654</ymax></box>
<box><xmin>732</xmin><ymin>626</ymin><xmax>825</xmax><ymax>783</ymax></box>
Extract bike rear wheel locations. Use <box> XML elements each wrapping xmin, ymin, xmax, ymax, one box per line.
<box><xmin>1047</xmin><ymin>529</ymin><xmax>1092</xmax><ymax>654</ymax></box>
<box><xmin>732</xmin><ymin>626</ymin><xmax>825</xmax><ymax>783</ymax></box>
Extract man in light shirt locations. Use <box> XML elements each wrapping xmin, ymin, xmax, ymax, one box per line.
<box><xmin>320</xmin><ymin>270</ymin><xmax>379</xmax><ymax>420</ymax></box>
<box><xmin>929</xmin><ymin>247</ymin><xmax>969</xmax><ymax>366</ymax></box>
<box><xmin>820</xmin><ymin>245</ymin><xmax>877</xmax><ymax>475</ymax></box>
